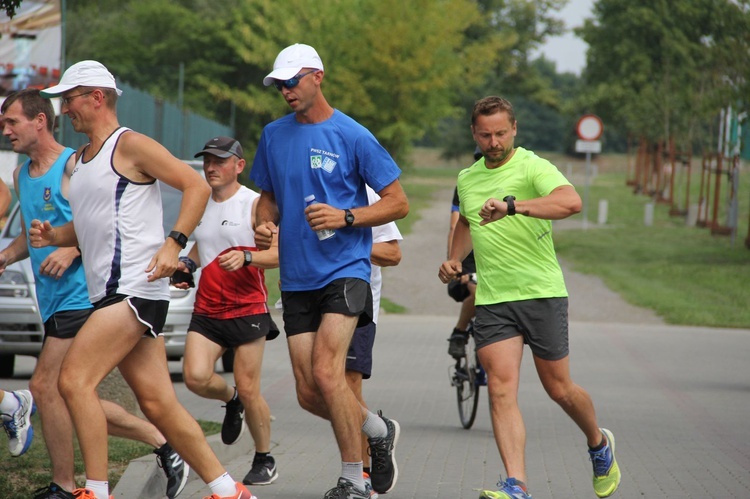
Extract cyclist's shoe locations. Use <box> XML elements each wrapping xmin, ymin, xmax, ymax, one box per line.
<box><xmin>447</xmin><ymin>328</ymin><xmax>468</xmax><ymax>358</ymax></box>
<box><xmin>368</xmin><ymin>410</ymin><xmax>400</xmax><ymax>493</ymax></box>
<box><xmin>32</xmin><ymin>482</ymin><xmax>75</xmax><ymax>499</ymax></box>
<box><xmin>479</xmin><ymin>477</ymin><xmax>532</xmax><ymax>498</ymax></box>
<box><xmin>243</xmin><ymin>454</ymin><xmax>279</xmax><ymax>485</ymax></box>
<box><xmin>589</xmin><ymin>428</ymin><xmax>621</xmax><ymax>498</ymax></box>
<box><xmin>323</xmin><ymin>478</ymin><xmax>369</xmax><ymax>499</ymax></box>
<box><xmin>202</xmin><ymin>482</ymin><xmax>257</xmax><ymax>499</ymax></box>
<box><xmin>154</xmin><ymin>442</ymin><xmax>190</xmax><ymax>498</ymax></box>
<box><xmin>363</xmin><ymin>472</ymin><xmax>378</xmax><ymax>499</ymax></box>
<box><xmin>221</xmin><ymin>391</ymin><xmax>245</xmax><ymax>445</ymax></box>
<box><xmin>2</xmin><ymin>389</ymin><xmax>35</xmax><ymax>457</ymax></box>
<box><xmin>71</xmin><ymin>489</ymin><xmax>113</xmax><ymax>499</ymax></box>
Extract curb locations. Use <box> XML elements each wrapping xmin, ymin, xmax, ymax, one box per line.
<box><xmin>113</xmin><ymin>430</ymin><xmax>253</xmax><ymax>498</ymax></box>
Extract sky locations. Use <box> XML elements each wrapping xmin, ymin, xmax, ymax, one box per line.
<box><xmin>536</xmin><ymin>0</ymin><xmax>595</xmax><ymax>75</ymax></box>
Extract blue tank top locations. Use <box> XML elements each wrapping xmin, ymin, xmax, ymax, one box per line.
<box><xmin>18</xmin><ymin>148</ymin><xmax>91</xmax><ymax>321</ymax></box>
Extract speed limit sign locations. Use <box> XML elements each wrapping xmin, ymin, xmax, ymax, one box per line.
<box><xmin>576</xmin><ymin>114</ymin><xmax>603</xmax><ymax>141</ymax></box>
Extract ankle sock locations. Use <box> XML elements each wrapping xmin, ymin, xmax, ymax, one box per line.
<box><xmin>341</xmin><ymin>461</ymin><xmax>365</xmax><ymax>491</ymax></box>
<box><xmin>0</xmin><ymin>391</ymin><xmax>19</xmax><ymax>418</ymax></box>
<box><xmin>208</xmin><ymin>472</ymin><xmax>237</xmax><ymax>497</ymax></box>
<box><xmin>84</xmin><ymin>479</ymin><xmax>108</xmax><ymax>499</ymax></box>
<box><xmin>361</xmin><ymin>410</ymin><xmax>387</xmax><ymax>439</ymax></box>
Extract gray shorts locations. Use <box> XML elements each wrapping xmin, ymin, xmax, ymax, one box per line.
<box><xmin>474</xmin><ymin>298</ymin><xmax>569</xmax><ymax>361</ymax></box>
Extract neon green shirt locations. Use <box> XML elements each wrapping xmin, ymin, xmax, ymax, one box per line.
<box><xmin>457</xmin><ymin>147</ymin><xmax>571</xmax><ymax>305</ymax></box>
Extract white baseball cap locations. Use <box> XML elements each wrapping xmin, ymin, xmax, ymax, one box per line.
<box><xmin>263</xmin><ymin>43</ymin><xmax>324</xmax><ymax>86</ymax></box>
<box><xmin>41</xmin><ymin>60</ymin><xmax>123</xmax><ymax>98</ymax></box>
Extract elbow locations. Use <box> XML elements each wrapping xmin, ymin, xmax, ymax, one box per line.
<box><xmin>396</xmin><ymin>199</ymin><xmax>410</xmax><ymax>220</ymax></box>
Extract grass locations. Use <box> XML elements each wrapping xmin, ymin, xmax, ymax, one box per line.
<box><xmin>0</xmin><ymin>418</ymin><xmax>221</xmax><ymax>496</ymax></box>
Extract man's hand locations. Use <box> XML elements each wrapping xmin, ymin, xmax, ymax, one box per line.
<box><xmin>439</xmin><ymin>259</ymin><xmax>463</xmax><ymax>284</ymax></box>
<box><xmin>217</xmin><ymin>250</ymin><xmax>245</xmax><ymax>272</ymax></box>
<box><xmin>28</xmin><ymin>219</ymin><xmax>56</xmax><ymax>248</ymax></box>
<box><xmin>0</xmin><ymin>252</ymin><xmax>7</xmax><ymax>276</ymax></box>
<box><xmin>305</xmin><ymin>202</ymin><xmax>343</xmax><ymax>232</ymax></box>
<box><xmin>479</xmin><ymin>198</ymin><xmax>508</xmax><ymax>226</ymax></box>
<box><xmin>39</xmin><ymin>247</ymin><xmax>80</xmax><ymax>280</ymax></box>
<box><xmin>255</xmin><ymin>221</ymin><xmax>277</xmax><ymax>250</ymax></box>
<box><xmin>145</xmin><ymin>241</ymin><xmax>180</xmax><ymax>282</ymax></box>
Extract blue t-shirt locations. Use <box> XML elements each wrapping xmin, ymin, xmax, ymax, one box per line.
<box><xmin>251</xmin><ymin>110</ymin><xmax>401</xmax><ymax>291</ymax></box>
<box><xmin>17</xmin><ymin>148</ymin><xmax>91</xmax><ymax>321</ymax></box>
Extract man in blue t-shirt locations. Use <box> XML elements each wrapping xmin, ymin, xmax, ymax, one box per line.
<box><xmin>251</xmin><ymin>43</ymin><xmax>409</xmax><ymax>498</ymax></box>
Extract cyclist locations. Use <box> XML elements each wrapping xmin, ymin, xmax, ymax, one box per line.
<box><xmin>446</xmin><ymin>147</ymin><xmax>482</xmax><ymax>359</ymax></box>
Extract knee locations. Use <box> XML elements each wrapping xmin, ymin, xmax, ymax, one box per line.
<box><xmin>183</xmin><ymin>367</ymin><xmax>212</xmax><ymax>395</ymax></box>
<box><xmin>57</xmin><ymin>365</ymin><xmax>87</xmax><ymax>402</ymax></box>
<box><xmin>311</xmin><ymin>361</ymin><xmax>342</xmax><ymax>396</ymax></box>
<box><xmin>544</xmin><ymin>382</ymin><xmax>574</xmax><ymax>407</ymax></box>
<box><xmin>295</xmin><ymin>381</ymin><xmax>321</xmax><ymax>413</ymax></box>
<box><xmin>29</xmin><ymin>370</ymin><xmax>56</xmax><ymax>403</ymax></box>
<box><xmin>235</xmin><ymin>382</ymin><xmax>261</xmax><ymax>404</ymax></box>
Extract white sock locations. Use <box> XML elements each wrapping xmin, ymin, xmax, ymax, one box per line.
<box><xmin>0</xmin><ymin>391</ymin><xmax>20</xmax><ymax>419</ymax></box>
<box><xmin>361</xmin><ymin>410</ymin><xmax>387</xmax><ymax>439</ymax></box>
<box><xmin>84</xmin><ymin>479</ymin><xmax>109</xmax><ymax>499</ymax></box>
<box><xmin>341</xmin><ymin>461</ymin><xmax>365</xmax><ymax>491</ymax></box>
<box><xmin>208</xmin><ymin>472</ymin><xmax>237</xmax><ymax>497</ymax></box>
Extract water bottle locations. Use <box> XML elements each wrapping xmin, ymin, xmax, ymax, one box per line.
<box><xmin>304</xmin><ymin>195</ymin><xmax>336</xmax><ymax>240</ymax></box>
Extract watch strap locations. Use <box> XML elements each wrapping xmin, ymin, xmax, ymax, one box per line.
<box><xmin>344</xmin><ymin>208</ymin><xmax>355</xmax><ymax>227</ymax></box>
<box><xmin>503</xmin><ymin>195</ymin><xmax>516</xmax><ymax>216</ymax></box>
<box><xmin>243</xmin><ymin>250</ymin><xmax>253</xmax><ymax>266</ymax></box>
<box><xmin>168</xmin><ymin>230</ymin><xmax>188</xmax><ymax>249</ymax></box>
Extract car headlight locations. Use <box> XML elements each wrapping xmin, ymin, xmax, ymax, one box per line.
<box><xmin>0</xmin><ymin>270</ymin><xmax>31</xmax><ymax>297</ymax></box>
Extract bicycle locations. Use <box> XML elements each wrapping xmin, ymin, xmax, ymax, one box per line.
<box><xmin>449</xmin><ymin>317</ymin><xmax>487</xmax><ymax>429</ymax></box>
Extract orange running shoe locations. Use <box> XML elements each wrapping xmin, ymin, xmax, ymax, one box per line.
<box><xmin>203</xmin><ymin>481</ymin><xmax>257</xmax><ymax>499</ymax></box>
<box><xmin>71</xmin><ymin>489</ymin><xmax>113</xmax><ymax>499</ymax></box>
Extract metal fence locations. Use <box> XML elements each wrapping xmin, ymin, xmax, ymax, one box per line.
<box><xmin>60</xmin><ymin>81</ymin><xmax>233</xmax><ymax>159</ymax></box>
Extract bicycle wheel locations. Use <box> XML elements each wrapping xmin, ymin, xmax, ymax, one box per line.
<box><xmin>455</xmin><ymin>333</ymin><xmax>480</xmax><ymax>429</ymax></box>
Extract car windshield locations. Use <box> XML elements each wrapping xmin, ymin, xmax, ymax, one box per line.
<box><xmin>2</xmin><ymin>182</ymin><xmax>192</xmax><ymax>241</ymax></box>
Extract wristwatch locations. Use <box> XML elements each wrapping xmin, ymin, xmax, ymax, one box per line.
<box><xmin>168</xmin><ymin>230</ymin><xmax>188</xmax><ymax>249</ymax></box>
<box><xmin>243</xmin><ymin>250</ymin><xmax>253</xmax><ymax>267</ymax></box>
<box><xmin>503</xmin><ymin>195</ymin><xmax>516</xmax><ymax>216</ymax></box>
<box><xmin>344</xmin><ymin>209</ymin><xmax>355</xmax><ymax>227</ymax></box>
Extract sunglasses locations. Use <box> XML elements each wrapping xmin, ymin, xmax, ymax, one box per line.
<box><xmin>273</xmin><ymin>70</ymin><xmax>318</xmax><ymax>91</ymax></box>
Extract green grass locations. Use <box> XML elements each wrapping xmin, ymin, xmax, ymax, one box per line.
<box><xmin>0</xmin><ymin>418</ymin><xmax>221</xmax><ymax>496</ymax></box>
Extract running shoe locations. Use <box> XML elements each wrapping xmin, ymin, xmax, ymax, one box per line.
<box><xmin>589</xmin><ymin>428</ymin><xmax>621</xmax><ymax>498</ymax></box>
<box><xmin>71</xmin><ymin>489</ymin><xmax>113</xmax><ymax>499</ymax></box>
<box><xmin>202</xmin><ymin>482</ymin><xmax>257</xmax><ymax>499</ymax></box>
<box><xmin>447</xmin><ymin>328</ymin><xmax>468</xmax><ymax>358</ymax></box>
<box><xmin>221</xmin><ymin>392</ymin><xmax>245</xmax><ymax>445</ymax></box>
<box><xmin>479</xmin><ymin>477</ymin><xmax>532</xmax><ymax>499</ymax></box>
<box><xmin>154</xmin><ymin>442</ymin><xmax>190</xmax><ymax>498</ymax></box>
<box><xmin>323</xmin><ymin>478</ymin><xmax>369</xmax><ymax>499</ymax></box>
<box><xmin>32</xmin><ymin>482</ymin><xmax>75</xmax><ymax>499</ymax></box>
<box><xmin>243</xmin><ymin>454</ymin><xmax>279</xmax><ymax>485</ymax></box>
<box><xmin>2</xmin><ymin>389</ymin><xmax>35</xmax><ymax>457</ymax></box>
<box><xmin>368</xmin><ymin>410</ymin><xmax>400</xmax><ymax>494</ymax></box>
<box><xmin>363</xmin><ymin>472</ymin><xmax>378</xmax><ymax>499</ymax></box>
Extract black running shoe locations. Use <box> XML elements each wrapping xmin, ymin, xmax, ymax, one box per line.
<box><xmin>323</xmin><ymin>478</ymin><xmax>369</xmax><ymax>499</ymax></box>
<box><xmin>447</xmin><ymin>328</ymin><xmax>468</xmax><ymax>358</ymax></box>
<box><xmin>221</xmin><ymin>394</ymin><xmax>245</xmax><ymax>445</ymax></box>
<box><xmin>32</xmin><ymin>482</ymin><xmax>75</xmax><ymax>499</ymax></box>
<box><xmin>242</xmin><ymin>454</ymin><xmax>279</xmax><ymax>485</ymax></box>
<box><xmin>368</xmin><ymin>411</ymin><xmax>400</xmax><ymax>494</ymax></box>
<box><xmin>154</xmin><ymin>442</ymin><xmax>190</xmax><ymax>498</ymax></box>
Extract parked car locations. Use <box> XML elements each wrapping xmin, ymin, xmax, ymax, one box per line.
<box><xmin>0</xmin><ymin>181</ymin><xmax>199</xmax><ymax>377</ymax></box>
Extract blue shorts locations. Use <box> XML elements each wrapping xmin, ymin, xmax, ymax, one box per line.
<box><xmin>346</xmin><ymin>321</ymin><xmax>376</xmax><ymax>379</ymax></box>
<box><xmin>473</xmin><ymin>298</ymin><xmax>569</xmax><ymax>361</ymax></box>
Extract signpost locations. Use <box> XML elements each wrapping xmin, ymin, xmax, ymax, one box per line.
<box><xmin>575</xmin><ymin>114</ymin><xmax>604</xmax><ymax>229</ymax></box>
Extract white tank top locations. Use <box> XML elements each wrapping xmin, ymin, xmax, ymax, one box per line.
<box><xmin>69</xmin><ymin>127</ymin><xmax>169</xmax><ymax>302</ymax></box>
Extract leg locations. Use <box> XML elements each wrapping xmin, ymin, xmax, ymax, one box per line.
<box><xmin>287</xmin><ymin>332</ymin><xmax>330</xmax><ymax>419</ymax></box>
<box><xmin>29</xmin><ymin>337</ymin><xmax>76</xmax><ymax>490</ymax></box>
<box><xmin>101</xmin><ymin>400</ymin><xmax>165</xmax><ymax>448</ymax></box>
<box><xmin>117</xmin><ymin>333</ymin><xmax>227</xmax><ymax>484</ymax></box>
<box><xmin>233</xmin><ymin>337</ymin><xmax>271</xmax><ymax>453</ymax></box>
<box><xmin>478</xmin><ymin>336</ymin><xmax>527</xmax><ymax>483</ymax></box>
<box><xmin>312</xmin><ymin>313</ymin><xmax>362</xmax><ymax>463</ymax></box>
<box><xmin>182</xmin><ymin>331</ymin><xmax>233</xmax><ymax>402</ymax></box>
<box><xmin>534</xmin><ymin>355</ymin><xmax>602</xmax><ymax>446</ymax></box>
<box><xmin>344</xmin><ymin>370</ymin><xmax>368</xmax><ymax>466</ymax></box>
<box><xmin>456</xmin><ymin>282</ymin><xmax>476</xmax><ymax>331</ymax></box>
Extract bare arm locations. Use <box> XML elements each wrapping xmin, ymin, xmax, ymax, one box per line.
<box><xmin>439</xmin><ymin>215</ymin><xmax>472</xmax><ymax>283</ymax></box>
<box><xmin>447</xmin><ymin>210</ymin><xmax>459</xmax><ymax>258</ymax></box>
<box><xmin>480</xmin><ymin>185</ymin><xmax>582</xmax><ymax>225</ymax></box>
<box><xmin>305</xmin><ymin>179</ymin><xmax>409</xmax><ymax>231</ymax></box>
<box><xmin>0</xmin><ymin>178</ymin><xmax>10</xmax><ymax>216</ymax></box>
<box><xmin>254</xmin><ymin>190</ymin><xmax>279</xmax><ymax>250</ymax></box>
<box><xmin>371</xmin><ymin>240</ymin><xmax>401</xmax><ymax>267</ymax></box>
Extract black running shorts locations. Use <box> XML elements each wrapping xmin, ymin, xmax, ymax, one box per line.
<box><xmin>43</xmin><ymin>308</ymin><xmax>93</xmax><ymax>340</ymax></box>
<box><xmin>189</xmin><ymin>313</ymin><xmax>279</xmax><ymax>349</ymax></box>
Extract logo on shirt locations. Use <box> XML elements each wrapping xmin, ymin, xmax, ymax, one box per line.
<box><xmin>221</xmin><ymin>219</ymin><xmax>240</xmax><ymax>227</ymax></box>
<box><xmin>310</xmin><ymin>148</ymin><xmax>339</xmax><ymax>173</ymax></box>
<box><xmin>43</xmin><ymin>187</ymin><xmax>51</xmax><ymax>201</ymax></box>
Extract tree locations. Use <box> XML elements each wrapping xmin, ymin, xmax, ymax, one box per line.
<box><xmin>1</xmin><ymin>0</ymin><xmax>22</xmax><ymax>18</ymax></box>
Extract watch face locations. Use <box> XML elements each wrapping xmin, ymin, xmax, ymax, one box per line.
<box><xmin>345</xmin><ymin>210</ymin><xmax>354</xmax><ymax>225</ymax></box>
<box><xmin>244</xmin><ymin>250</ymin><xmax>252</xmax><ymax>263</ymax></box>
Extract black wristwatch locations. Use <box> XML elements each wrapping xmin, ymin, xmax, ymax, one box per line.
<box><xmin>168</xmin><ymin>230</ymin><xmax>188</xmax><ymax>249</ymax></box>
<box><xmin>503</xmin><ymin>195</ymin><xmax>516</xmax><ymax>216</ymax></box>
<box><xmin>243</xmin><ymin>250</ymin><xmax>253</xmax><ymax>267</ymax></box>
<box><xmin>344</xmin><ymin>209</ymin><xmax>355</xmax><ymax>227</ymax></box>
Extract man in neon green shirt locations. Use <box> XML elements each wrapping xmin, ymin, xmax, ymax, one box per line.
<box><xmin>439</xmin><ymin>96</ymin><xmax>621</xmax><ymax>499</ymax></box>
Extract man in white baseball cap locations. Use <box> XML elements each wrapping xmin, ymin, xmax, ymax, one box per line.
<box><xmin>41</xmin><ymin>60</ymin><xmax>123</xmax><ymax>98</ymax></box>
<box><xmin>262</xmin><ymin>43</ymin><xmax>324</xmax><ymax>87</ymax></box>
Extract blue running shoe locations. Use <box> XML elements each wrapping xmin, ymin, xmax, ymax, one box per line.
<box><xmin>2</xmin><ymin>389</ymin><xmax>35</xmax><ymax>457</ymax></box>
<box><xmin>589</xmin><ymin>428</ymin><xmax>621</xmax><ymax>498</ymax></box>
<box><xmin>479</xmin><ymin>477</ymin><xmax>532</xmax><ymax>499</ymax></box>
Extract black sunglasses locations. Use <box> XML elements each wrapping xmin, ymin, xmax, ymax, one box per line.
<box><xmin>273</xmin><ymin>70</ymin><xmax>318</xmax><ymax>91</ymax></box>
